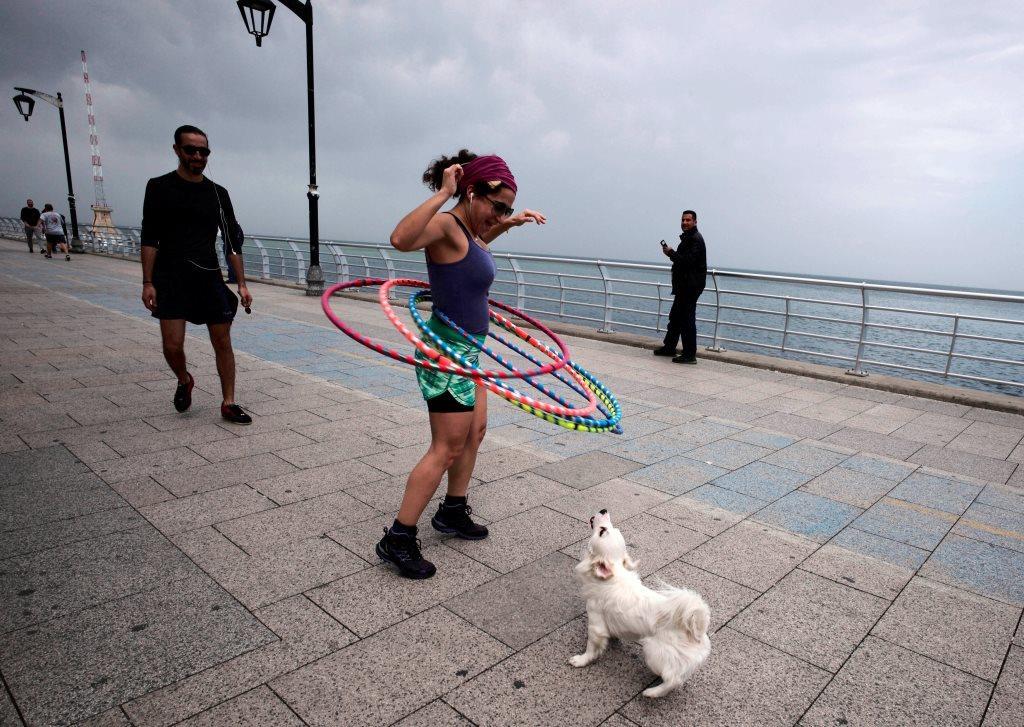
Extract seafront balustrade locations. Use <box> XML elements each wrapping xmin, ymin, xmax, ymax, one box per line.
<box><xmin>2</xmin><ymin>217</ymin><xmax>1022</xmax><ymax>397</ymax></box>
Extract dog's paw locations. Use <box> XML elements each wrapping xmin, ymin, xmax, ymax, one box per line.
<box><xmin>642</xmin><ymin>684</ymin><xmax>674</xmax><ymax>698</ymax></box>
<box><xmin>568</xmin><ymin>654</ymin><xmax>590</xmax><ymax>668</ymax></box>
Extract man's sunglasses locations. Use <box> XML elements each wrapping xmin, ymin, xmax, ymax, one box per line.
<box><xmin>180</xmin><ymin>145</ymin><xmax>211</xmax><ymax>157</ymax></box>
<box><xmin>481</xmin><ymin>196</ymin><xmax>514</xmax><ymax>218</ymax></box>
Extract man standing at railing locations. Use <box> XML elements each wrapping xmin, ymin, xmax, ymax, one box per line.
<box><xmin>20</xmin><ymin>199</ymin><xmax>41</xmax><ymax>253</ymax></box>
<box><xmin>654</xmin><ymin>209</ymin><xmax>707</xmax><ymax>364</ymax></box>
<box><xmin>140</xmin><ymin>124</ymin><xmax>253</xmax><ymax>425</ymax></box>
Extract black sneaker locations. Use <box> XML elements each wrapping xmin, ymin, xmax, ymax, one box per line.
<box><xmin>220</xmin><ymin>403</ymin><xmax>252</xmax><ymax>424</ymax></box>
<box><xmin>431</xmin><ymin>501</ymin><xmax>489</xmax><ymax>540</ymax></box>
<box><xmin>173</xmin><ymin>372</ymin><xmax>194</xmax><ymax>412</ymax></box>
<box><xmin>672</xmin><ymin>355</ymin><xmax>698</xmax><ymax>364</ymax></box>
<box><xmin>653</xmin><ymin>347</ymin><xmax>677</xmax><ymax>357</ymax></box>
<box><xmin>376</xmin><ymin>528</ymin><xmax>436</xmax><ymax>579</ymax></box>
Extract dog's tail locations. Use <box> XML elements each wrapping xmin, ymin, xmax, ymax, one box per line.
<box><xmin>665</xmin><ymin>589</ymin><xmax>711</xmax><ymax>641</ymax></box>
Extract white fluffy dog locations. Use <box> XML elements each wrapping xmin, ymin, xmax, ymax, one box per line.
<box><xmin>570</xmin><ymin>509</ymin><xmax>711</xmax><ymax>698</ymax></box>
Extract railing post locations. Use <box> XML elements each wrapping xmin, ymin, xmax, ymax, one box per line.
<box><xmin>509</xmin><ymin>258</ymin><xmax>527</xmax><ymax>311</ymax></box>
<box><xmin>380</xmin><ymin>249</ymin><xmax>396</xmax><ymax>300</ymax></box>
<box><xmin>781</xmin><ymin>297</ymin><xmax>791</xmax><ymax>352</ymax></box>
<box><xmin>333</xmin><ymin>245</ymin><xmax>350</xmax><ymax>282</ymax></box>
<box><xmin>705</xmin><ymin>271</ymin><xmax>725</xmax><ymax>351</ymax></box>
<box><xmin>251</xmin><ymin>238</ymin><xmax>271</xmax><ymax>279</ymax></box>
<box><xmin>943</xmin><ymin>314</ymin><xmax>961</xmax><ymax>379</ymax></box>
<box><xmin>285</xmin><ymin>240</ymin><xmax>306</xmax><ymax>284</ymax></box>
<box><xmin>597</xmin><ymin>261</ymin><xmax>614</xmax><ymax>333</ymax></box>
<box><xmin>846</xmin><ymin>283</ymin><xmax>870</xmax><ymax>377</ymax></box>
<box><xmin>558</xmin><ymin>275</ymin><xmax>566</xmax><ymax>317</ymax></box>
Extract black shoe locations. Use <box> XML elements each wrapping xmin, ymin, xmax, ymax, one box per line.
<box><xmin>44</xmin><ymin>254</ymin><xmax>52</xmax><ymax>259</ymax></box>
<box><xmin>220</xmin><ymin>403</ymin><xmax>252</xmax><ymax>424</ymax></box>
<box><xmin>173</xmin><ymin>372</ymin><xmax>194</xmax><ymax>412</ymax></box>
<box><xmin>672</xmin><ymin>355</ymin><xmax>698</xmax><ymax>364</ymax></box>
<box><xmin>376</xmin><ymin>528</ymin><xmax>436</xmax><ymax>579</ymax></box>
<box><xmin>65</xmin><ymin>254</ymin><xmax>71</xmax><ymax>261</ymax></box>
<box><xmin>653</xmin><ymin>347</ymin><xmax>677</xmax><ymax>357</ymax></box>
<box><xmin>431</xmin><ymin>501</ymin><xmax>489</xmax><ymax>540</ymax></box>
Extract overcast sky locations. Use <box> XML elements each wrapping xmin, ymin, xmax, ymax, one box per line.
<box><xmin>2</xmin><ymin>1</ymin><xmax>1021</xmax><ymax>290</ymax></box>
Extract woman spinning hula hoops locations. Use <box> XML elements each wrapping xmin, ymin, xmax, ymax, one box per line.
<box><xmin>377</xmin><ymin>150</ymin><xmax>547</xmax><ymax>579</ymax></box>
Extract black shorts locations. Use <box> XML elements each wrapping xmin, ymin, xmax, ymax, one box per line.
<box><xmin>426</xmin><ymin>390</ymin><xmax>475</xmax><ymax>413</ymax></box>
<box><xmin>45</xmin><ymin>233</ymin><xmax>65</xmax><ymax>245</ymax></box>
<box><xmin>152</xmin><ymin>262</ymin><xmax>238</xmax><ymax>325</ymax></box>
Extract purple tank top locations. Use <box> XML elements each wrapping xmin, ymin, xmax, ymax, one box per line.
<box><xmin>426</xmin><ymin>213</ymin><xmax>496</xmax><ymax>335</ymax></box>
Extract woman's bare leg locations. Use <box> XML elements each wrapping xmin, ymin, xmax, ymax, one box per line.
<box><xmin>445</xmin><ymin>385</ymin><xmax>487</xmax><ymax>497</ymax></box>
<box><xmin>395</xmin><ymin>409</ymin><xmax>473</xmax><ymax>526</ymax></box>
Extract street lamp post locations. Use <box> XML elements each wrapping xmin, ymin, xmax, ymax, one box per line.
<box><xmin>236</xmin><ymin>0</ymin><xmax>323</xmax><ymax>296</ymax></box>
<box><xmin>12</xmin><ymin>87</ymin><xmax>83</xmax><ymax>253</ymax></box>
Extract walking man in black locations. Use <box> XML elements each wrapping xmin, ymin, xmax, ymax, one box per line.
<box><xmin>140</xmin><ymin>125</ymin><xmax>253</xmax><ymax>424</ymax></box>
<box><xmin>654</xmin><ymin>209</ymin><xmax>707</xmax><ymax>364</ymax></box>
<box><xmin>20</xmin><ymin>199</ymin><xmax>41</xmax><ymax>253</ymax></box>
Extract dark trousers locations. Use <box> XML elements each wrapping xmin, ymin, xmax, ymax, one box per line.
<box><xmin>663</xmin><ymin>289</ymin><xmax>703</xmax><ymax>358</ymax></box>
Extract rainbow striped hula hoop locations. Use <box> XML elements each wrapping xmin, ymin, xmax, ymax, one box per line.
<box><xmin>321</xmin><ymin>277</ymin><xmax>622</xmax><ymax>432</ymax></box>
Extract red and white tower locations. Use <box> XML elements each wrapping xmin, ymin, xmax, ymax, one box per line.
<box><xmin>81</xmin><ymin>50</ymin><xmax>114</xmax><ymax>230</ymax></box>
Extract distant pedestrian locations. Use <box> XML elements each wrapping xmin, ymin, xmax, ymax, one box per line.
<box><xmin>654</xmin><ymin>209</ymin><xmax>707</xmax><ymax>364</ymax></box>
<box><xmin>19</xmin><ymin>199</ymin><xmax>41</xmax><ymax>253</ymax></box>
<box><xmin>140</xmin><ymin>124</ymin><xmax>252</xmax><ymax>424</ymax></box>
<box><xmin>39</xmin><ymin>203</ymin><xmax>71</xmax><ymax>261</ymax></box>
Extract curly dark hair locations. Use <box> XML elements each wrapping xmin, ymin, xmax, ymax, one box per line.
<box><xmin>424</xmin><ymin>149</ymin><xmax>516</xmax><ymax>200</ymax></box>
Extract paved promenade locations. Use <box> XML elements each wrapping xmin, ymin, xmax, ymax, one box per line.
<box><xmin>0</xmin><ymin>238</ymin><xmax>1022</xmax><ymax>726</ymax></box>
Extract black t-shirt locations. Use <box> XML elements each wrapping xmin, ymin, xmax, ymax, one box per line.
<box><xmin>21</xmin><ymin>206</ymin><xmax>40</xmax><ymax>226</ymax></box>
<box><xmin>140</xmin><ymin>171</ymin><xmax>240</xmax><ymax>271</ymax></box>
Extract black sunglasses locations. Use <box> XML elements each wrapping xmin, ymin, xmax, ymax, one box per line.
<box><xmin>481</xmin><ymin>195</ymin><xmax>514</xmax><ymax>218</ymax></box>
<box><xmin>181</xmin><ymin>145</ymin><xmax>211</xmax><ymax>157</ymax></box>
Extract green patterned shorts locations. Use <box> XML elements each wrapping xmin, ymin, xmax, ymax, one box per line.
<box><xmin>415</xmin><ymin>316</ymin><xmax>486</xmax><ymax>408</ymax></box>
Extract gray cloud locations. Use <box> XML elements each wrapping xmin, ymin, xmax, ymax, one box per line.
<box><xmin>2</xmin><ymin>0</ymin><xmax>1021</xmax><ymax>290</ymax></box>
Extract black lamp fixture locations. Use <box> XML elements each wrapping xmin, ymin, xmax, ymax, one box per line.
<box><xmin>237</xmin><ymin>0</ymin><xmax>276</xmax><ymax>47</ymax></box>
<box><xmin>12</xmin><ymin>92</ymin><xmax>34</xmax><ymax>121</ymax></box>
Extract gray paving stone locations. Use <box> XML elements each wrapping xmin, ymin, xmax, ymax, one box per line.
<box><xmin>472</xmin><ymin>446</ymin><xmax>551</xmax><ymax>482</ymax></box>
<box><xmin>140</xmin><ymin>484</ymin><xmax>275</xmax><ymax>535</ymax></box>
<box><xmin>842</xmin><ymin>403</ymin><xmax>924</xmax><ymax>434</ymax></box>
<box><xmin>920</xmin><ymin>533</ymin><xmax>1024</xmax><ymax>607</ymax></box>
<box><xmin>711</xmin><ymin>460</ymin><xmax>811</xmax><ymax>500</ymax></box>
<box><xmin>947</xmin><ymin>421</ymin><xmax>1024</xmax><ymax>460</ymax></box>
<box><xmin>448</xmin><ymin>616</ymin><xmax>651</xmax><ymax>727</ymax></box>
<box><xmin>872</xmin><ymin>576</ymin><xmax>1019</xmax><ymax>681</ymax></box>
<box><xmin>546</xmin><ymin>478</ymin><xmax>672</xmax><ymax>522</ymax></box>
<box><xmin>644</xmin><ymin>406</ymin><xmax>703</xmax><ymax>426</ymax></box>
<box><xmin>106</xmin><ymin>476</ymin><xmax>175</xmax><ymax>509</ymax></box>
<box><xmin>532</xmin><ymin>451</ymin><xmax>644</xmax><ymax>490</ymax></box>
<box><xmin>852</xmin><ymin>497</ymin><xmax>957</xmax><ymax>550</ymax></box>
<box><xmin>272</xmin><ymin>607</ymin><xmax>511</xmax><ymax>727</ymax></box>
<box><xmin>605</xmin><ymin>434</ymin><xmax>697</xmax><ymax>465</ymax></box>
<box><xmin>799</xmin><ymin>533</ymin><xmax>920</xmax><ymax>600</ymax></box>
<box><xmin>0</xmin><ymin>574</ymin><xmax>275</xmax><ymax>727</ymax></box>
<box><xmin>0</xmin><ymin>444</ymin><xmax>89</xmax><ymax>486</ymax></box>
<box><xmin>728</xmin><ymin>427</ymin><xmax>798</xmax><ymax>450</ymax></box>
<box><xmin>447</xmin><ymin>552</ymin><xmax>582</xmax><ymax>649</ymax></box>
<box><xmin>465</xmin><ymin>471</ymin><xmax>577</xmax><ymax>522</ymax></box>
<box><xmin>977</xmin><ymin>483</ymin><xmax>1024</xmax><ymax>514</ymax></box>
<box><xmin>251</xmin><ymin>457</ymin><xmax>387</xmax><ymax>505</ymax></box>
<box><xmin>122</xmin><ymin>594</ymin><xmax>356</xmax><ymax>727</ymax></box>
<box><xmin>800</xmin><ymin>636</ymin><xmax>992</xmax><ymax>727</ymax></box>
<box><xmin>954</xmin><ymin>503</ymin><xmax>1024</xmax><ymax>554</ymax></box>
<box><xmin>356</xmin><ymin>443</ymin><xmax>430</xmax><ymax>477</ymax></box>
<box><xmin>645</xmin><ymin>491</ymin><xmax>752</xmax><ymax>536</ymax></box>
<box><xmin>0</xmin><ymin>505</ymin><xmax>146</xmax><ymax>560</ymax></box>
<box><xmin>174</xmin><ymin>686</ymin><xmax>303</xmax><ymax>727</ymax></box>
<box><xmin>448</xmin><ymin>506</ymin><xmax>581</xmax><ymax>574</ymax></box>
<box><xmin>1</xmin><ymin>474</ymin><xmax>126</xmax><ymax>532</ymax></box>
<box><xmin>683</xmin><ymin>520</ymin><xmax>818</xmax><ymax>591</ymax></box>
<box><xmin>751</xmin><ymin>412</ymin><xmax>842</xmax><ymax>439</ymax></box>
<box><xmin>214</xmin><ymin>490</ymin><xmax>377</xmax><ymax>553</ymax></box>
<box><xmin>681</xmin><ymin>438</ymin><xmax>773</xmax><ymax>469</ymax></box>
<box><xmin>909</xmin><ymin>445</ymin><xmax>1017</xmax><ymax>484</ymax></box>
<box><xmin>76</xmin><ymin>706</ymin><xmax>132</xmax><ymax>726</ymax></box>
<box><xmin>648</xmin><ymin>559</ymin><xmax>759</xmax><ymax>632</ymax></box>
<box><xmin>839</xmin><ymin>452</ymin><xmax>918</xmax><ymax>481</ymax></box>
<box><xmin>801</xmin><ymin>465</ymin><xmax>896</xmax><ymax>508</ymax></box>
<box><xmin>888</xmin><ymin>471</ymin><xmax>983</xmax><ymax>515</ymax></box>
<box><xmin>752</xmin><ymin>490</ymin><xmax>862</xmax><ymax>543</ymax></box>
<box><xmin>622</xmin><ymin>455</ymin><xmax>728</xmax><ymax>495</ymax></box>
<box><xmin>731</xmin><ymin>569</ymin><xmax>888</xmax><ymax>672</ymax></box>
<box><xmin>392</xmin><ymin>700</ymin><xmax>474</xmax><ymax>727</ymax></box>
<box><xmin>984</xmin><ymin>645</ymin><xmax>1024</xmax><ymax>727</ymax></box>
<box><xmin>308</xmin><ymin>544</ymin><xmax>498</xmax><ymax>637</ymax></box>
<box><xmin>893</xmin><ymin>411</ymin><xmax>973</xmax><ymax>446</ymax></box>
<box><xmin>151</xmin><ymin>453</ymin><xmax>297</xmax><ymax>497</ymax></box>
<box><xmin>823</xmin><ymin>426</ymin><xmax>924</xmax><ymax>460</ymax></box>
<box><xmin>761</xmin><ymin>440</ymin><xmax>852</xmax><ymax>476</ymax></box>
<box><xmin>620</xmin><ymin>626</ymin><xmax>829</xmax><ymax>727</ymax></box>
<box><xmin>106</xmin><ymin>424</ymin><xmax>236</xmax><ymax>458</ymax></box>
<box><xmin>680</xmin><ymin>397</ymin><xmax>771</xmax><ymax>423</ymax></box>
<box><xmin>658</xmin><ymin>418</ymin><xmax>745</xmax><ymax>447</ymax></box>
<box><xmin>173</xmin><ymin>526</ymin><xmax>367</xmax><ymax>609</ymax></box>
<box><xmin>0</xmin><ymin>526</ymin><xmax>197</xmax><ymax>631</ymax></box>
<box><xmin>90</xmin><ymin>447</ymin><xmax>210</xmax><ymax>484</ymax></box>
<box><xmin>189</xmin><ymin>430</ymin><xmax>316</xmax><ymax>463</ymax></box>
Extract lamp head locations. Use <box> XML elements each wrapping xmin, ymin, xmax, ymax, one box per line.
<box><xmin>236</xmin><ymin>0</ymin><xmax>276</xmax><ymax>47</ymax></box>
<box><xmin>12</xmin><ymin>92</ymin><xmax>34</xmax><ymax>121</ymax></box>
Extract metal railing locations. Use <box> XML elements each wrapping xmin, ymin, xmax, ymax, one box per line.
<box><xmin>3</xmin><ymin>217</ymin><xmax>1022</xmax><ymax>396</ymax></box>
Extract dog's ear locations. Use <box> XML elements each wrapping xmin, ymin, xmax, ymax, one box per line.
<box><xmin>622</xmin><ymin>554</ymin><xmax>638</xmax><ymax>571</ymax></box>
<box><xmin>591</xmin><ymin>558</ymin><xmax>614</xmax><ymax>580</ymax></box>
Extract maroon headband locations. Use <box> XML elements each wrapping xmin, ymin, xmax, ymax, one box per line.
<box><xmin>458</xmin><ymin>154</ymin><xmax>517</xmax><ymax>195</ymax></box>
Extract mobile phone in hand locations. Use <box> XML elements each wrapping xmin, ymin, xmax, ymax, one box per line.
<box><xmin>659</xmin><ymin>239</ymin><xmax>667</xmax><ymax>248</ymax></box>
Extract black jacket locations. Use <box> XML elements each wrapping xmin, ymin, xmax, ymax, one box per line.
<box><xmin>666</xmin><ymin>228</ymin><xmax>707</xmax><ymax>295</ymax></box>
